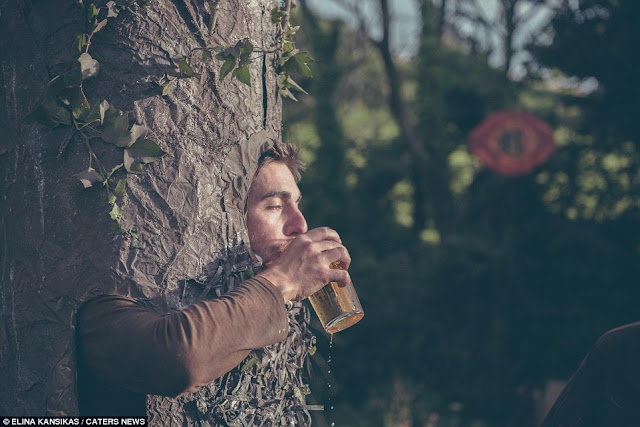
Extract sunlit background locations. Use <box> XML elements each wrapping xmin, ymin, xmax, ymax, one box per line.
<box><xmin>281</xmin><ymin>0</ymin><xmax>640</xmax><ymax>426</ymax></box>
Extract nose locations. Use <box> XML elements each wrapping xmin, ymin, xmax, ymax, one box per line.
<box><xmin>284</xmin><ymin>205</ymin><xmax>308</xmax><ymax>237</ymax></box>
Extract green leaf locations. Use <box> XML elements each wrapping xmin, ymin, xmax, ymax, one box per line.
<box><xmin>283</xmin><ymin>40</ymin><xmax>294</xmax><ymax>54</ymax></box>
<box><xmin>75</xmin><ymin>168</ymin><xmax>103</xmax><ymax>188</ymax></box>
<box><xmin>270</xmin><ymin>7</ymin><xmax>286</xmax><ymax>24</ymax></box>
<box><xmin>232</xmin><ymin>64</ymin><xmax>251</xmax><ymax>86</ymax></box>
<box><xmin>128</xmin><ymin>124</ymin><xmax>147</xmax><ymax>147</ymax></box>
<box><xmin>308</xmin><ymin>345</ymin><xmax>316</xmax><ymax>356</ymax></box>
<box><xmin>27</xmin><ymin>99</ymin><xmax>72</xmax><ymax>128</ymax></box>
<box><xmin>241</xmin><ymin>356</ymin><xmax>258</xmax><ymax>373</ymax></box>
<box><xmin>76</xmin><ymin>33</ymin><xmax>88</xmax><ymax>52</ymax></box>
<box><xmin>109</xmin><ymin>203</ymin><xmax>124</xmax><ymax>221</ymax></box>
<box><xmin>107</xmin><ymin>191</ymin><xmax>116</xmax><ymax>205</ymax></box>
<box><xmin>284</xmin><ymin>76</ymin><xmax>307</xmax><ymax>94</ymax></box>
<box><xmin>240</xmin><ymin>269</ymin><xmax>254</xmax><ymax>281</ymax></box>
<box><xmin>87</xmin><ymin>3</ymin><xmax>99</xmax><ymax>22</ymax></box>
<box><xmin>162</xmin><ymin>81</ymin><xmax>174</xmax><ymax>96</ymax></box>
<box><xmin>124</xmin><ymin>138</ymin><xmax>166</xmax><ymax>173</ymax></box>
<box><xmin>106</xmin><ymin>163</ymin><xmax>123</xmax><ymax>180</ymax></box>
<box><xmin>175</xmin><ymin>57</ymin><xmax>200</xmax><ymax>78</ymax></box>
<box><xmin>286</xmin><ymin>25</ymin><xmax>300</xmax><ymax>38</ymax></box>
<box><xmin>60</xmin><ymin>86</ymin><xmax>90</xmax><ymax>118</ymax></box>
<box><xmin>293</xmin><ymin>385</ymin><xmax>310</xmax><ymax>403</ymax></box>
<box><xmin>284</xmin><ymin>52</ymin><xmax>313</xmax><ymax>78</ymax></box>
<box><xmin>224</xmin><ymin>45</ymin><xmax>240</xmax><ymax>58</ymax></box>
<box><xmin>114</xmin><ymin>178</ymin><xmax>127</xmax><ymax>196</ymax></box>
<box><xmin>279</xmin><ymin>86</ymin><xmax>298</xmax><ymax>101</ymax></box>
<box><xmin>239</xmin><ymin>39</ymin><xmax>254</xmax><ymax>61</ymax></box>
<box><xmin>101</xmin><ymin>109</ymin><xmax>130</xmax><ymax>147</ymax></box>
<box><xmin>219</xmin><ymin>56</ymin><xmax>236</xmax><ymax>81</ymax></box>
<box><xmin>78</xmin><ymin>52</ymin><xmax>100</xmax><ymax>80</ymax></box>
<box><xmin>76</xmin><ymin>99</ymin><xmax>101</xmax><ymax>123</ymax></box>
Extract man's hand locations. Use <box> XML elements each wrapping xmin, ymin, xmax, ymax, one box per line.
<box><xmin>256</xmin><ymin>227</ymin><xmax>352</xmax><ymax>303</ymax></box>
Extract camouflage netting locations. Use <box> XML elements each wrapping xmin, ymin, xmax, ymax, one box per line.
<box><xmin>0</xmin><ymin>0</ymin><xmax>315</xmax><ymax>422</ymax></box>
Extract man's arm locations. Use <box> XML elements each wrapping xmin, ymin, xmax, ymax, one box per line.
<box><xmin>77</xmin><ymin>276</ymin><xmax>288</xmax><ymax>398</ymax></box>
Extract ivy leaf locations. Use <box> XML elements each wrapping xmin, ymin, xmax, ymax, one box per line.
<box><xmin>284</xmin><ymin>76</ymin><xmax>307</xmax><ymax>94</ymax></box>
<box><xmin>232</xmin><ymin>64</ymin><xmax>251</xmax><ymax>86</ymax></box>
<box><xmin>284</xmin><ymin>52</ymin><xmax>313</xmax><ymax>78</ymax></box>
<box><xmin>91</xmin><ymin>19</ymin><xmax>108</xmax><ymax>37</ymax></box>
<box><xmin>279</xmin><ymin>86</ymin><xmax>298</xmax><ymax>102</ymax></box>
<box><xmin>109</xmin><ymin>203</ymin><xmax>124</xmax><ymax>221</ymax></box>
<box><xmin>105</xmin><ymin>163</ymin><xmax>123</xmax><ymax>180</ymax></box>
<box><xmin>101</xmin><ymin>109</ymin><xmax>130</xmax><ymax>147</ymax></box>
<box><xmin>78</xmin><ymin>52</ymin><xmax>100</xmax><ymax>80</ymax></box>
<box><xmin>223</xmin><ymin>45</ymin><xmax>240</xmax><ymax>58</ymax></box>
<box><xmin>124</xmin><ymin>138</ymin><xmax>166</xmax><ymax>173</ymax></box>
<box><xmin>87</xmin><ymin>3</ymin><xmax>99</xmax><ymax>22</ymax></box>
<box><xmin>76</xmin><ymin>99</ymin><xmax>101</xmax><ymax>123</ymax></box>
<box><xmin>99</xmin><ymin>100</ymin><xmax>110</xmax><ymax>124</ymax></box>
<box><xmin>60</xmin><ymin>86</ymin><xmax>91</xmax><ymax>118</ymax></box>
<box><xmin>114</xmin><ymin>178</ymin><xmax>127</xmax><ymax>196</ymax></box>
<box><xmin>107</xmin><ymin>191</ymin><xmax>116</xmax><ymax>205</ymax></box>
<box><xmin>238</xmin><ymin>39</ymin><xmax>254</xmax><ymax>61</ymax></box>
<box><xmin>162</xmin><ymin>81</ymin><xmax>174</xmax><ymax>96</ymax></box>
<box><xmin>128</xmin><ymin>124</ymin><xmax>147</xmax><ymax>147</ymax></box>
<box><xmin>241</xmin><ymin>356</ymin><xmax>258</xmax><ymax>373</ymax></box>
<box><xmin>27</xmin><ymin>99</ymin><xmax>72</xmax><ymax>128</ymax></box>
<box><xmin>293</xmin><ymin>385</ymin><xmax>311</xmax><ymax>403</ymax></box>
<box><xmin>106</xmin><ymin>1</ymin><xmax>119</xmax><ymax>18</ymax></box>
<box><xmin>219</xmin><ymin>56</ymin><xmax>236</xmax><ymax>81</ymax></box>
<box><xmin>175</xmin><ymin>57</ymin><xmax>199</xmax><ymax>78</ymax></box>
<box><xmin>76</xmin><ymin>33</ymin><xmax>88</xmax><ymax>52</ymax></box>
<box><xmin>283</xmin><ymin>40</ymin><xmax>294</xmax><ymax>54</ymax></box>
<box><xmin>286</xmin><ymin>25</ymin><xmax>300</xmax><ymax>38</ymax></box>
<box><xmin>270</xmin><ymin>7</ymin><xmax>286</xmax><ymax>24</ymax></box>
<box><xmin>75</xmin><ymin>168</ymin><xmax>103</xmax><ymax>188</ymax></box>
<box><xmin>46</xmin><ymin>76</ymin><xmax>67</xmax><ymax>98</ymax></box>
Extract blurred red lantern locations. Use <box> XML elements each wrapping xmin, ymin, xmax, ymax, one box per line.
<box><xmin>469</xmin><ymin>110</ymin><xmax>556</xmax><ymax>176</ymax></box>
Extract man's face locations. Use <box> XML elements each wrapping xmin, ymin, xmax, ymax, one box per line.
<box><xmin>246</xmin><ymin>161</ymin><xmax>308</xmax><ymax>263</ymax></box>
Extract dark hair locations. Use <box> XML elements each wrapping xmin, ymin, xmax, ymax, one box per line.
<box><xmin>257</xmin><ymin>141</ymin><xmax>306</xmax><ymax>182</ymax></box>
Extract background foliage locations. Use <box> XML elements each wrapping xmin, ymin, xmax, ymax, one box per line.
<box><xmin>283</xmin><ymin>0</ymin><xmax>640</xmax><ymax>425</ymax></box>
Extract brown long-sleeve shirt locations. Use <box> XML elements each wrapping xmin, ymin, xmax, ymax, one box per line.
<box><xmin>76</xmin><ymin>276</ymin><xmax>289</xmax><ymax>415</ymax></box>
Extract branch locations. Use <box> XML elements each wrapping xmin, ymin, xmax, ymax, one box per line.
<box><xmin>372</xmin><ymin>0</ymin><xmax>430</xmax><ymax>164</ymax></box>
<box><xmin>282</xmin><ymin>0</ymin><xmax>292</xmax><ymax>30</ymax></box>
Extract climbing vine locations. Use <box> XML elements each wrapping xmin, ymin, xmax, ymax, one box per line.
<box><xmin>163</xmin><ymin>0</ymin><xmax>313</xmax><ymax>100</ymax></box>
<box><xmin>27</xmin><ymin>0</ymin><xmax>311</xmax><ymax>233</ymax></box>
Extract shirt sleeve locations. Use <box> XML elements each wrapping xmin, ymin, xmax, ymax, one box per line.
<box><xmin>76</xmin><ymin>276</ymin><xmax>289</xmax><ymax>398</ymax></box>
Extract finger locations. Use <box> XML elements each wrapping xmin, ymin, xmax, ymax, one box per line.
<box><xmin>311</xmin><ymin>239</ymin><xmax>344</xmax><ymax>253</ymax></box>
<box><xmin>322</xmin><ymin>246</ymin><xmax>351</xmax><ymax>269</ymax></box>
<box><xmin>329</xmin><ymin>270</ymin><xmax>352</xmax><ymax>288</ymax></box>
<box><xmin>304</xmin><ymin>227</ymin><xmax>342</xmax><ymax>243</ymax></box>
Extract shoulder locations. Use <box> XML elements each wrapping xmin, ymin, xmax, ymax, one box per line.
<box><xmin>594</xmin><ymin>321</ymin><xmax>640</xmax><ymax>349</ymax></box>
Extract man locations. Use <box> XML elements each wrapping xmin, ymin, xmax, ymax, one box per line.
<box><xmin>542</xmin><ymin>321</ymin><xmax>640</xmax><ymax>426</ymax></box>
<box><xmin>76</xmin><ymin>141</ymin><xmax>352</xmax><ymax>423</ymax></box>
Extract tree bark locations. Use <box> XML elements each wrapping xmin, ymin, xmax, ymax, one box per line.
<box><xmin>0</xmin><ymin>0</ymin><xmax>281</xmax><ymax>416</ymax></box>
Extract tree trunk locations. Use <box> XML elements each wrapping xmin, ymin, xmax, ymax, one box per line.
<box><xmin>1</xmin><ymin>0</ymin><xmax>281</xmax><ymax>416</ymax></box>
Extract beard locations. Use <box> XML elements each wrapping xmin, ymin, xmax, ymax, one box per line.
<box><xmin>263</xmin><ymin>242</ymin><xmax>288</xmax><ymax>266</ymax></box>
